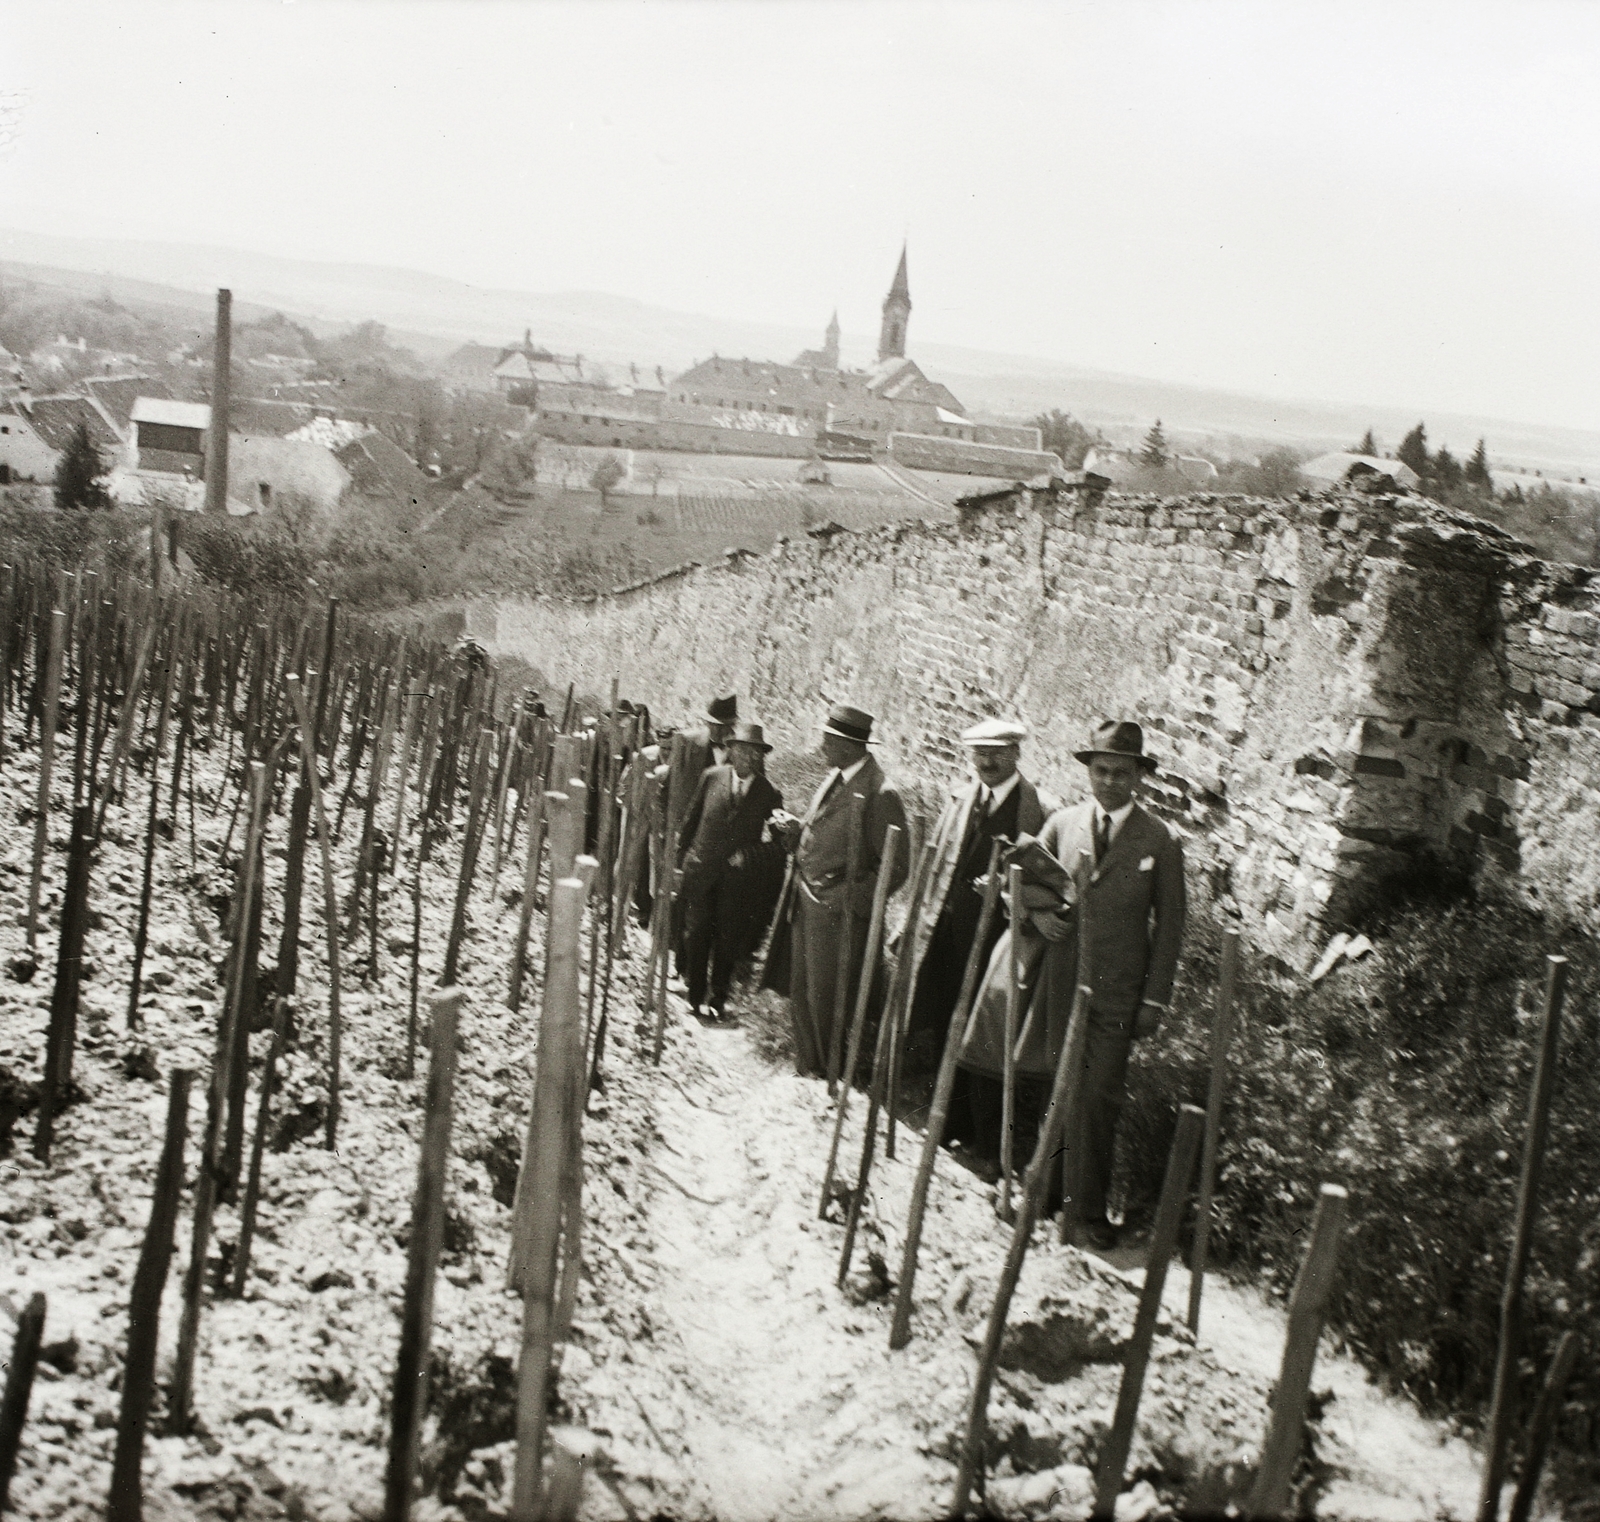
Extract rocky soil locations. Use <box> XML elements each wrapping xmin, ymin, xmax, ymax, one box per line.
<box><xmin>0</xmin><ymin>721</ymin><xmax>1485</xmax><ymax>1520</ymax></box>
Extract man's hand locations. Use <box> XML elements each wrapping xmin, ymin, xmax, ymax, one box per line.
<box><xmin>1134</xmin><ymin>1001</ymin><xmax>1163</xmax><ymax>1038</ymax></box>
<box><xmin>769</xmin><ymin>809</ymin><xmax>802</xmax><ymax>850</ymax></box>
<box><xmin>1030</xmin><ymin>908</ymin><xmax>1073</xmax><ymax>943</ymax></box>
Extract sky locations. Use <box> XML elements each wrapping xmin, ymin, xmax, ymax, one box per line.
<box><xmin>1</xmin><ymin>0</ymin><xmax>1598</xmax><ymax>429</ymax></box>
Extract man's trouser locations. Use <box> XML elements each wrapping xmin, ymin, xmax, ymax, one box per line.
<box><xmin>1063</xmin><ymin>1004</ymin><xmax>1137</xmax><ymax>1226</ymax></box>
<box><xmin>680</xmin><ymin>871</ymin><xmax>744</xmax><ymax>1013</ymax></box>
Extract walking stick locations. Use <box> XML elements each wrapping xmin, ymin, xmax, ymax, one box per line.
<box><xmin>889</xmin><ymin>839</ymin><xmax>1004</xmax><ymax>1350</ymax></box>
<box><xmin>818</xmin><ymin>825</ymin><xmax>901</xmax><ymax>1217</ymax></box>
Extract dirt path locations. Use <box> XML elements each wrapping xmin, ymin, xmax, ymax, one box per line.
<box><xmin>627</xmin><ymin>1009</ymin><xmax>1487</xmax><ymax>1522</ymax></box>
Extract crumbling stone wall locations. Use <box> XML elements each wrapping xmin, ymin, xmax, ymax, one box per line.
<box><xmin>473</xmin><ymin>484</ymin><xmax>1598</xmax><ymax>967</ymax></box>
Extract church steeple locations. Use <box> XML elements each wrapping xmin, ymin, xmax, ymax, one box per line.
<box><xmin>878</xmin><ymin>244</ymin><xmax>911</xmax><ymax>362</ymax></box>
<box><xmin>823</xmin><ymin>309</ymin><xmax>840</xmax><ymax>369</ymax></box>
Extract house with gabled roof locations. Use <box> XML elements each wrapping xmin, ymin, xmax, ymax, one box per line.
<box><xmin>0</xmin><ymin>391</ymin><xmax>124</xmax><ymax>485</ymax></box>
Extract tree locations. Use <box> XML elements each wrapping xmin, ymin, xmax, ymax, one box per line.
<box><xmin>1031</xmin><ymin>408</ymin><xmax>1100</xmax><ymax>470</ymax></box>
<box><xmin>1354</xmin><ymin>429</ymin><xmax>1378</xmax><ymax>456</ymax></box>
<box><xmin>1139</xmin><ymin>419</ymin><xmax>1169</xmax><ymax>469</ymax></box>
<box><xmin>1397</xmin><ymin>423</ymin><xmax>1430</xmax><ymax>479</ymax></box>
<box><xmin>479</xmin><ymin>430</ymin><xmax>542</xmax><ymax>501</ymax></box>
<box><xmin>53</xmin><ymin>421</ymin><xmax>110</xmax><ymax>510</ymax></box>
<box><xmin>1464</xmin><ymin>438</ymin><xmax>1493</xmax><ymax>494</ymax></box>
<box><xmin>590</xmin><ymin>453</ymin><xmax>626</xmax><ymax>507</ymax></box>
<box><xmin>1431</xmin><ymin>447</ymin><xmax>1463</xmax><ymax>493</ymax></box>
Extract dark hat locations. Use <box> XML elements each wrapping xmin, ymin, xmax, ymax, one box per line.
<box><xmin>704</xmin><ymin>694</ymin><xmax>739</xmax><ymax>727</ymax></box>
<box><xmin>727</xmin><ymin>721</ymin><xmax>773</xmax><ymax>753</ymax></box>
<box><xmin>821</xmin><ymin>703</ymin><xmax>875</xmax><ymax>745</ymax></box>
<box><xmin>1074</xmin><ymin>719</ymin><xmax>1157</xmax><ymax>773</ymax></box>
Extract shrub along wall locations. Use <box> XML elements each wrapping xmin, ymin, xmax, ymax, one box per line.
<box><xmin>474</xmin><ymin>482</ymin><xmax>1600</xmax><ymax>1507</ymax></box>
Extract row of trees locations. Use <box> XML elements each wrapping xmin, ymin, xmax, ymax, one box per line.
<box><xmin>1379</xmin><ymin>424</ymin><xmax>1494</xmax><ymax>497</ymax></box>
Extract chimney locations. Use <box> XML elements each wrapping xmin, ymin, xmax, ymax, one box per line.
<box><xmin>203</xmin><ymin>288</ymin><xmax>232</xmax><ymax>517</ymax></box>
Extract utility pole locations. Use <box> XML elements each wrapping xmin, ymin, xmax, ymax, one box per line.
<box><xmin>203</xmin><ymin>288</ymin><xmax>232</xmax><ymax>517</ymax></box>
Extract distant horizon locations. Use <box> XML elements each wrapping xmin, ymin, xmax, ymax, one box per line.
<box><xmin>5</xmin><ymin>219</ymin><xmax>1599</xmax><ymax>475</ymax></box>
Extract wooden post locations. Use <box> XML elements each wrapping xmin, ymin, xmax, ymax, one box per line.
<box><xmin>840</xmin><ymin>836</ymin><xmax>936</xmax><ymax>1286</ymax></box>
<box><xmin>1188</xmin><ymin>926</ymin><xmax>1240</xmax><ymax>1333</ymax></box>
<box><xmin>25</xmin><ymin>607</ymin><xmax>65</xmax><ymax>949</ymax></box>
<box><xmin>230</xmin><ymin>998</ymin><xmax>293</xmax><ymax>1297</ymax></box>
<box><xmin>108</xmin><ymin>1069</ymin><xmax>192</xmax><ymax>1521</ymax></box>
<box><xmin>1092</xmin><ymin>1104</ymin><xmax>1206</xmax><ymax>1519</ymax></box>
<box><xmin>889</xmin><ymin>840</ymin><xmax>1005</xmax><ymax>1351</ymax></box>
<box><xmin>0</xmin><ymin>1292</ymin><xmax>46</xmax><ymax>1509</ymax></box>
<box><xmin>168</xmin><ymin>761</ymin><xmax>267</xmax><ymax>1435</ymax></box>
<box><xmin>949</xmin><ymin>984</ymin><xmax>1093</xmax><ymax>1516</ymax></box>
<box><xmin>1507</xmin><ymin>1330</ymin><xmax>1581</xmax><ymax>1522</ymax></box>
<box><xmin>203</xmin><ymin>288</ymin><xmax>232</xmax><ymax>517</ymax></box>
<box><xmin>383</xmin><ymin>987</ymin><xmax>464</xmax><ymax>1522</ymax></box>
<box><xmin>507</xmin><ymin>790</ymin><xmax>550</xmax><ymax>1010</ymax></box>
<box><xmin>999</xmin><ymin>862</ymin><xmax>1024</xmax><ymax>1223</ymax></box>
<box><xmin>1477</xmin><ymin>954</ymin><xmax>1569</xmax><ymax>1522</ymax></box>
<box><xmin>1246</xmin><ymin>1183</ymin><xmax>1352</xmax><ymax>1520</ymax></box>
<box><xmin>32</xmin><ymin>800</ymin><xmax>94</xmax><ymax>1162</ymax></box>
<box><xmin>286</xmin><ymin>675</ymin><xmax>346</xmax><ymax>1150</ymax></box>
<box><xmin>510</xmin><ymin>878</ymin><xmax>585</xmax><ymax>1521</ymax></box>
<box><xmin>825</xmin><ymin>793</ymin><xmax>867</xmax><ymax>1095</ymax></box>
<box><xmin>443</xmin><ymin>731</ymin><xmax>495</xmax><ymax>985</ymax></box>
<box><xmin>818</xmin><ymin>824</ymin><xmax>900</xmax><ymax>1218</ymax></box>
<box><xmin>883</xmin><ymin>809</ymin><xmax>927</xmax><ymax>1161</ymax></box>
<box><xmin>126</xmin><ymin>647</ymin><xmax>175</xmax><ymax>1029</ymax></box>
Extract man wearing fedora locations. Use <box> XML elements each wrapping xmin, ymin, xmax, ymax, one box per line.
<box><xmin>675</xmin><ymin>723</ymin><xmax>785</xmax><ymax>1021</ymax></box>
<box><xmin>769</xmin><ymin>703</ymin><xmax>909</xmax><ymax>1082</ymax></box>
<box><xmin>903</xmin><ymin>719</ymin><xmax>1058</xmax><ymax>1134</ymax></box>
<box><xmin>1025</xmin><ymin>720</ymin><xmax>1186</xmax><ymax>1251</ymax></box>
<box><xmin>662</xmin><ymin>695</ymin><xmax>739</xmax><ymax>973</ymax></box>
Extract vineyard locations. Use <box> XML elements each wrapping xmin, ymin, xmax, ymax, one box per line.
<box><xmin>0</xmin><ymin>545</ymin><xmax>1542</xmax><ymax>1522</ymax></box>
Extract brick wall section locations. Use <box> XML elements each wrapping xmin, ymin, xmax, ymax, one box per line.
<box><xmin>473</xmin><ymin>484</ymin><xmax>1600</xmax><ymax>967</ymax></box>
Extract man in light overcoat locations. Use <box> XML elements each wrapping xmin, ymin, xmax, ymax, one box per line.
<box><xmin>768</xmin><ymin>703</ymin><xmax>909</xmax><ymax>1082</ymax></box>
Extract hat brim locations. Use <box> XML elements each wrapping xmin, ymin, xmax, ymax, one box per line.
<box><xmin>1074</xmin><ymin>747</ymin><xmax>1158</xmax><ymax>773</ymax></box>
<box><xmin>821</xmin><ymin>724</ymin><xmax>875</xmax><ymax>744</ymax></box>
<box><xmin>727</xmin><ymin>738</ymin><xmax>773</xmax><ymax>753</ymax></box>
<box><xmin>964</xmin><ymin>738</ymin><xmax>1023</xmax><ymax>749</ymax></box>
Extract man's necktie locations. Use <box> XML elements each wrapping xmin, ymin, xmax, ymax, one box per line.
<box><xmin>1094</xmin><ymin>810</ymin><xmax>1111</xmax><ymax>865</ymax></box>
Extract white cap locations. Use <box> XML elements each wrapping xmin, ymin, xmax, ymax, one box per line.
<box><xmin>961</xmin><ymin>718</ymin><xmax>1027</xmax><ymax>748</ymax></box>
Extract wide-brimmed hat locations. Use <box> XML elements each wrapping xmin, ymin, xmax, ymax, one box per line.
<box><xmin>821</xmin><ymin>703</ymin><xmax>875</xmax><ymax>745</ymax></box>
<box><xmin>1074</xmin><ymin>719</ymin><xmax>1157</xmax><ymax>773</ymax></box>
<box><xmin>727</xmin><ymin>721</ymin><xmax>773</xmax><ymax>753</ymax></box>
<box><xmin>704</xmin><ymin>694</ymin><xmax>739</xmax><ymax>727</ymax></box>
<box><xmin>962</xmin><ymin>717</ymin><xmax>1027</xmax><ymax>749</ymax></box>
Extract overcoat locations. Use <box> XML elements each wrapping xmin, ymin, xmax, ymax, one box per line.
<box><xmin>677</xmin><ymin>767</ymin><xmax>784</xmax><ymax>931</ymax></box>
<box><xmin>960</xmin><ymin>799</ymin><xmax>1186</xmax><ymax>1078</ymax></box>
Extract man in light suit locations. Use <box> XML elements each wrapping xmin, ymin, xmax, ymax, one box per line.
<box><xmin>769</xmin><ymin>703</ymin><xmax>909</xmax><ymax>1083</ymax></box>
<box><xmin>1026</xmin><ymin>720</ymin><xmax>1186</xmax><ymax>1251</ymax></box>
<box><xmin>675</xmin><ymin>722</ymin><xmax>784</xmax><ymax>1021</ymax></box>
<box><xmin>903</xmin><ymin>719</ymin><xmax>1057</xmax><ymax>1144</ymax></box>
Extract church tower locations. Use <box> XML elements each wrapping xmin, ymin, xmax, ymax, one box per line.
<box><xmin>878</xmin><ymin>244</ymin><xmax>911</xmax><ymax>362</ymax></box>
<box><xmin>823</xmin><ymin>309</ymin><xmax>840</xmax><ymax>369</ymax></box>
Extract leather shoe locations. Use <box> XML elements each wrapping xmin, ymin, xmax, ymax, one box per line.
<box><xmin>1079</xmin><ymin>1218</ymin><xmax>1119</xmax><ymax>1252</ymax></box>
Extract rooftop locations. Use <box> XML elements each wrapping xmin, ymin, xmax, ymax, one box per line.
<box><xmin>131</xmin><ymin>397</ymin><xmax>211</xmax><ymax>431</ymax></box>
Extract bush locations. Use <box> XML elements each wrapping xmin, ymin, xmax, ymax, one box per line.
<box><xmin>1116</xmin><ymin>883</ymin><xmax>1600</xmax><ymax>1509</ymax></box>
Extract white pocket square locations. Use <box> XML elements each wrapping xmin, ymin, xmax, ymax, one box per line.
<box><xmin>1139</xmin><ymin>855</ymin><xmax>1156</xmax><ymax>872</ymax></box>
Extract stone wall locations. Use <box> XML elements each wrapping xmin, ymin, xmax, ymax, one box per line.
<box><xmin>469</xmin><ymin>483</ymin><xmax>1599</xmax><ymax>967</ymax></box>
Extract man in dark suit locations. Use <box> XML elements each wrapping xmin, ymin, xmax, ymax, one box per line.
<box><xmin>666</xmin><ymin>695</ymin><xmax>739</xmax><ymax>979</ymax></box>
<box><xmin>770</xmin><ymin>703</ymin><xmax>909</xmax><ymax>1082</ymax></box>
<box><xmin>1022</xmin><ymin>720</ymin><xmax>1186</xmax><ymax>1251</ymax></box>
<box><xmin>675</xmin><ymin>723</ymin><xmax>784</xmax><ymax>1020</ymax></box>
<box><xmin>904</xmin><ymin>721</ymin><xmax>1058</xmax><ymax>1131</ymax></box>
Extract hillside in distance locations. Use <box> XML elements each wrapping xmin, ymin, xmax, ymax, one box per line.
<box><xmin>5</xmin><ymin>224</ymin><xmax>1598</xmax><ymax>480</ymax></box>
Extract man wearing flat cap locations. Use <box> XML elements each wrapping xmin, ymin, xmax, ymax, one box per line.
<box><xmin>1012</xmin><ymin>720</ymin><xmax>1185</xmax><ymax>1251</ymax></box>
<box><xmin>675</xmin><ymin>723</ymin><xmax>785</xmax><ymax>1021</ymax></box>
<box><xmin>904</xmin><ymin>719</ymin><xmax>1057</xmax><ymax>1138</ymax></box>
<box><xmin>767</xmin><ymin>703</ymin><xmax>909</xmax><ymax>1082</ymax></box>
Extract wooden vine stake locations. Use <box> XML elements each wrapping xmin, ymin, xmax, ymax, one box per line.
<box><xmin>1477</xmin><ymin>953</ymin><xmax>1569</xmax><ymax>1522</ymax></box>
<box><xmin>510</xmin><ymin>877</ymin><xmax>586</xmax><ymax>1521</ymax></box>
<box><xmin>0</xmin><ymin>1292</ymin><xmax>46</xmax><ymax>1509</ymax></box>
<box><xmin>1246</xmin><ymin>1182</ymin><xmax>1351</xmax><ymax>1520</ymax></box>
<box><xmin>108</xmin><ymin>1068</ymin><xmax>192</xmax><ymax>1521</ymax></box>
<box><xmin>999</xmin><ymin>861</ymin><xmax>1024</xmax><ymax>1223</ymax></box>
<box><xmin>1188</xmin><ymin>926</ymin><xmax>1240</xmax><ymax>1333</ymax></box>
<box><xmin>286</xmin><ymin>674</ymin><xmax>345</xmax><ymax>1150</ymax></box>
<box><xmin>949</xmin><ymin>982</ymin><xmax>1093</xmax><ymax>1517</ymax></box>
<box><xmin>25</xmin><ymin>607</ymin><xmax>65</xmax><ymax>949</ymax></box>
<box><xmin>1091</xmin><ymin>1104</ymin><xmax>1205</xmax><ymax>1519</ymax></box>
<box><xmin>817</xmin><ymin>824</ymin><xmax>900</xmax><ymax>1217</ymax></box>
<box><xmin>889</xmin><ymin>839</ymin><xmax>1004</xmax><ymax>1350</ymax></box>
<box><xmin>1507</xmin><ymin>1329</ymin><xmax>1581</xmax><ymax>1522</ymax></box>
<box><xmin>383</xmin><ymin>987</ymin><xmax>464</xmax><ymax>1522</ymax></box>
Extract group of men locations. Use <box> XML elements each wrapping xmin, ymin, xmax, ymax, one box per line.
<box><xmin>661</xmin><ymin>694</ymin><xmax>1186</xmax><ymax>1252</ymax></box>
